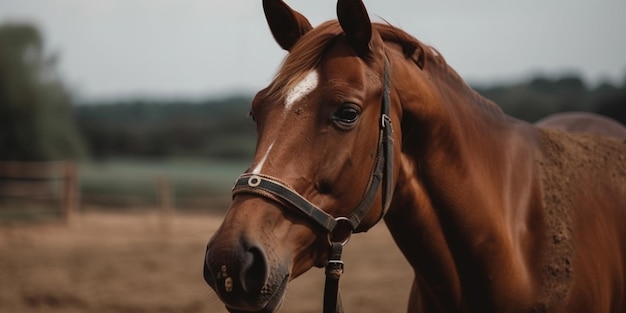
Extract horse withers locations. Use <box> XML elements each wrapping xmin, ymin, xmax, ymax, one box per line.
<box><xmin>204</xmin><ymin>1</ymin><xmax>626</xmax><ymax>312</ymax></box>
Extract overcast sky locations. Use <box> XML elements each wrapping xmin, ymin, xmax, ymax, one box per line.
<box><xmin>1</xmin><ymin>0</ymin><xmax>625</xmax><ymax>100</ymax></box>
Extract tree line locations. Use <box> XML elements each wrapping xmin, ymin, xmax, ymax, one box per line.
<box><xmin>76</xmin><ymin>97</ymin><xmax>256</xmax><ymax>160</ymax></box>
<box><xmin>0</xmin><ymin>23</ymin><xmax>84</xmax><ymax>161</ymax></box>
<box><xmin>1</xmin><ymin>22</ymin><xmax>625</xmax><ymax>161</ymax></box>
<box><xmin>475</xmin><ymin>76</ymin><xmax>626</xmax><ymax>123</ymax></box>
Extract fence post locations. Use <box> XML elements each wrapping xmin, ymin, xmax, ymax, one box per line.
<box><xmin>157</xmin><ymin>175</ymin><xmax>174</xmax><ymax>232</ymax></box>
<box><xmin>63</xmin><ymin>162</ymin><xmax>78</xmax><ymax>225</ymax></box>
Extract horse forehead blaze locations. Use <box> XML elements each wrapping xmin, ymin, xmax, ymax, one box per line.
<box><xmin>285</xmin><ymin>70</ymin><xmax>319</xmax><ymax>109</ymax></box>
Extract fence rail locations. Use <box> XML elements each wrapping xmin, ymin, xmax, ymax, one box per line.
<box><xmin>0</xmin><ymin>161</ymin><xmax>234</xmax><ymax>225</ymax></box>
<box><xmin>0</xmin><ymin>161</ymin><xmax>78</xmax><ymax>224</ymax></box>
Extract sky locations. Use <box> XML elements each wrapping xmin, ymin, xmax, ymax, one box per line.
<box><xmin>1</xmin><ymin>0</ymin><xmax>625</xmax><ymax>100</ymax></box>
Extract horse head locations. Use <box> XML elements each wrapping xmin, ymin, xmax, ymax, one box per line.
<box><xmin>203</xmin><ymin>0</ymin><xmax>403</xmax><ymax>312</ymax></box>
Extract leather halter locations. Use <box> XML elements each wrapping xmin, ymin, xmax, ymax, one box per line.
<box><xmin>231</xmin><ymin>56</ymin><xmax>394</xmax><ymax>313</ymax></box>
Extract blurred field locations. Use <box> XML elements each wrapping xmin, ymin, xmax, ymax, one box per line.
<box><xmin>79</xmin><ymin>160</ymin><xmax>249</xmax><ymax>212</ymax></box>
<box><xmin>0</xmin><ymin>211</ymin><xmax>413</xmax><ymax>313</ymax></box>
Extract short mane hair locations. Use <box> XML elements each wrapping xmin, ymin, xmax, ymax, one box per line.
<box><xmin>265</xmin><ymin>20</ymin><xmax>501</xmax><ymax>116</ymax></box>
<box><xmin>267</xmin><ymin>21</ymin><xmax>446</xmax><ymax>99</ymax></box>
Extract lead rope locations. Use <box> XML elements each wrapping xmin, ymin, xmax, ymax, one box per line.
<box><xmin>323</xmin><ymin>242</ymin><xmax>344</xmax><ymax>313</ymax></box>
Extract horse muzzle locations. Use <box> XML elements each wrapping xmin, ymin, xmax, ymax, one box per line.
<box><xmin>204</xmin><ymin>236</ymin><xmax>289</xmax><ymax>313</ymax></box>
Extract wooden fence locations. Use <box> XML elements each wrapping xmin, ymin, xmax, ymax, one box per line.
<box><xmin>0</xmin><ymin>161</ymin><xmax>230</xmax><ymax>227</ymax></box>
<box><xmin>0</xmin><ymin>161</ymin><xmax>78</xmax><ymax>224</ymax></box>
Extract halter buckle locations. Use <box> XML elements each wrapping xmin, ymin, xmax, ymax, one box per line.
<box><xmin>381</xmin><ymin>114</ymin><xmax>391</xmax><ymax>128</ymax></box>
<box><xmin>325</xmin><ymin>260</ymin><xmax>344</xmax><ymax>278</ymax></box>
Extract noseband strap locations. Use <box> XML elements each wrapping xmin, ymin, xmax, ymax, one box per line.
<box><xmin>233</xmin><ymin>173</ymin><xmax>338</xmax><ymax>231</ymax></box>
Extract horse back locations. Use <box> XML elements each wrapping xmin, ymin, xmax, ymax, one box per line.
<box><xmin>536</xmin><ymin>112</ymin><xmax>626</xmax><ymax>139</ymax></box>
<box><xmin>537</xmin><ymin>128</ymin><xmax>626</xmax><ymax>312</ymax></box>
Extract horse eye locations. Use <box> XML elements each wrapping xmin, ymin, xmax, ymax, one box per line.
<box><xmin>334</xmin><ymin>105</ymin><xmax>360</xmax><ymax>125</ymax></box>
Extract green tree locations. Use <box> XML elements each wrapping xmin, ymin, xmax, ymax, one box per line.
<box><xmin>0</xmin><ymin>23</ymin><xmax>84</xmax><ymax>161</ymax></box>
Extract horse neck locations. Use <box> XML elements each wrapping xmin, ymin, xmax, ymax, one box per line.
<box><xmin>385</xmin><ymin>59</ymin><xmax>544</xmax><ymax>309</ymax></box>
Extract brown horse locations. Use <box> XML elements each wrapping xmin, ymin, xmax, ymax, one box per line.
<box><xmin>204</xmin><ymin>1</ymin><xmax>626</xmax><ymax>312</ymax></box>
<box><xmin>536</xmin><ymin>111</ymin><xmax>626</xmax><ymax>139</ymax></box>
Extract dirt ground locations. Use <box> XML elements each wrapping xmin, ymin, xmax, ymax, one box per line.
<box><xmin>0</xmin><ymin>212</ymin><xmax>413</xmax><ymax>313</ymax></box>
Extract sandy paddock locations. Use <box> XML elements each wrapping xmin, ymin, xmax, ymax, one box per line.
<box><xmin>0</xmin><ymin>212</ymin><xmax>412</xmax><ymax>313</ymax></box>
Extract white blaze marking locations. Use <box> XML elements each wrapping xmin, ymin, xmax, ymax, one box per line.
<box><xmin>251</xmin><ymin>142</ymin><xmax>274</xmax><ymax>174</ymax></box>
<box><xmin>251</xmin><ymin>71</ymin><xmax>317</xmax><ymax>173</ymax></box>
<box><xmin>285</xmin><ymin>70</ymin><xmax>319</xmax><ymax>108</ymax></box>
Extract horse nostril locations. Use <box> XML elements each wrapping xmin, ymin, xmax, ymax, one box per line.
<box><xmin>241</xmin><ymin>245</ymin><xmax>268</xmax><ymax>294</ymax></box>
<box><xmin>203</xmin><ymin>248</ymin><xmax>217</xmax><ymax>288</ymax></box>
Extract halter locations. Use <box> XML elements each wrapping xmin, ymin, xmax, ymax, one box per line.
<box><xmin>232</xmin><ymin>56</ymin><xmax>394</xmax><ymax>313</ymax></box>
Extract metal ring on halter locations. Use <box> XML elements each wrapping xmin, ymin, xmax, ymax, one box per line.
<box><xmin>247</xmin><ymin>175</ymin><xmax>262</xmax><ymax>187</ymax></box>
<box><xmin>328</xmin><ymin>217</ymin><xmax>353</xmax><ymax>246</ymax></box>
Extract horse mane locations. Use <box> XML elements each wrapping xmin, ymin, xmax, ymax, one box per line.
<box><xmin>267</xmin><ymin>21</ymin><xmax>342</xmax><ymax>100</ymax></box>
<box><xmin>268</xmin><ymin>20</ymin><xmax>502</xmax><ymax>115</ymax></box>
<box><xmin>374</xmin><ymin>23</ymin><xmax>503</xmax><ymax>115</ymax></box>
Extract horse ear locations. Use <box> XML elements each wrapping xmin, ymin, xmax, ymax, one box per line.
<box><xmin>263</xmin><ymin>0</ymin><xmax>313</xmax><ymax>51</ymax></box>
<box><xmin>336</xmin><ymin>0</ymin><xmax>372</xmax><ymax>57</ymax></box>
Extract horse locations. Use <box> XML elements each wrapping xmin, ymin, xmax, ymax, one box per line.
<box><xmin>536</xmin><ymin>111</ymin><xmax>626</xmax><ymax>139</ymax></box>
<box><xmin>203</xmin><ymin>0</ymin><xmax>626</xmax><ymax>312</ymax></box>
